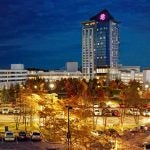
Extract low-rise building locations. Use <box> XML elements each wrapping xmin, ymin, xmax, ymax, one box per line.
<box><xmin>1</xmin><ymin>64</ymin><xmax>150</xmax><ymax>90</ymax></box>
<box><xmin>117</xmin><ymin>66</ymin><xmax>143</xmax><ymax>84</ymax></box>
<box><xmin>143</xmin><ymin>69</ymin><xmax>150</xmax><ymax>83</ymax></box>
<box><xmin>28</xmin><ymin>70</ymin><xmax>83</xmax><ymax>81</ymax></box>
<box><xmin>0</xmin><ymin>64</ymin><xmax>28</xmax><ymax>89</ymax></box>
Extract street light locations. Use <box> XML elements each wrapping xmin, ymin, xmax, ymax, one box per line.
<box><xmin>49</xmin><ymin>83</ymin><xmax>55</xmax><ymax>90</ymax></box>
<box><xmin>145</xmin><ymin>84</ymin><xmax>149</xmax><ymax>90</ymax></box>
<box><xmin>66</xmin><ymin>105</ymin><xmax>72</xmax><ymax>150</ymax></box>
<box><xmin>49</xmin><ymin>82</ymin><xmax>56</xmax><ymax>93</ymax></box>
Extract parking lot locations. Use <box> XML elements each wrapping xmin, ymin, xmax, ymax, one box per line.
<box><xmin>0</xmin><ymin>131</ymin><xmax>65</xmax><ymax>150</ymax></box>
<box><xmin>0</xmin><ymin>140</ymin><xmax>65</xmax><ymax>150</ymax></box>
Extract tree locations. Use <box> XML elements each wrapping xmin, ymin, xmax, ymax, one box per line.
<box><xmin>1</xmin><ymin>86</ymin><xmax>9</xmax><ymax>103</ymax></box>
<box><xmin>127</xmin><ymin>80</ymin><xmax>141</xmax><ymax>106</ymax></box>
<box><xmin>121</xmin><ymin>80</ymin><xmax>142</xmax><ymax>126</ymax></box>
<box><xmin>8</xmin><ymin>84</ymin><xmax>16</xmax><ymax>103</ymax></box>
<box><xmin>14</xmin><ymin>113</ymin><xmax>21</xmax><ymax>130</ymax></box>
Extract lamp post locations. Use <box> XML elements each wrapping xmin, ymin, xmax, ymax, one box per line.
<box><xmin>66</xmin><ymin>105</ymin><xmax>72</xmax><ymax>150</ymax></box>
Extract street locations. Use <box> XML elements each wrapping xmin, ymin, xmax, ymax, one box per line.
<box><xmin>0</xmin><ymin>140</ymin><xmax>65</xmax><ymax>150</ymax></box>
<box><xmin>0</xmin><ymin>114</ymin><xmax>149</xmax><ymax>126</ymax></box>
<box><xmin>94</xmin><ymin>115</ymin><xmax>150</xmax><ymax>127</ymax></box>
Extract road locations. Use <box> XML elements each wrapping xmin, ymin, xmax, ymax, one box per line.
<box><xmin>0</xmin><ymin>114</ymin><xmax>150</xmax><ymax>129</ymax></box>
<box><xmin>94</xmin><ymin>115</ymin><xmax>150</xmax><ymax>127</ymax></box>
<box><xmin>0</xmin><ymin>140</ymin><xmax>66</xmax><ymax>150</ymax></box>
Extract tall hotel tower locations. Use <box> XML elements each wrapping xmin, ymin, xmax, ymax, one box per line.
<box><xmin>82</xmin><ymin>9</ymin><xmax>120</xmax><ymax>79</ymax></box>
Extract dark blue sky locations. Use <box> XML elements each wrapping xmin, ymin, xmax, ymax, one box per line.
<box><xmin>0</xmin><ymin>0</ymin><xmax>150</xmax><ymax>69</ymax></box>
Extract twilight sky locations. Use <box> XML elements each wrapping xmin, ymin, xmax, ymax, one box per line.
<box><xmin>0</xmin><ymin>0</ymin><xmax>150</xmax><ymax>70</ymax></box>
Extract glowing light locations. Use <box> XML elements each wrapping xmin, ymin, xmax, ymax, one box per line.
<box><xmin>49</xmin><ymin>83</ymin><xmax>54</xmax><ymax>89</ymax></box>
<box><xmin>49</xmin><ymin>82</ymin><xmax>56</xmax><ymax>90</ymax></box>
<box><xmin>34</xmin><ymin>85</ymin><xmax>37</xmax><ymax>89</ymax></box>
<box><xmin>106</xmin><ymin>101</ymin><xmax>119</xmax><ymax>107</ymax></box>
<box><xmin>100</xmin><ymin>13</ymin><xmax>106</xmax><ymax>21</ymax></box>
<box><xmin>141</xmin><ymin>117</ymin><xmax>150</xmax><ymax>124</ymax></box>
<box><xmin>145</xmin><ymin>84</ymin><xmax>149</xmax><ymax>90</ymax></box>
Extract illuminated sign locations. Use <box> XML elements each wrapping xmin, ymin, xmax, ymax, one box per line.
<box><xmin>99</xmin><ymin>13</ymin><xmax>106</xmax><ymax>21</ymax></box>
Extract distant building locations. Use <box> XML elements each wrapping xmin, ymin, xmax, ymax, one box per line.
<box><xmin>82</xmin><ymin>9</ymin><xmax>120</xmax><ymax>80</ymax></box>
<box><xmin>118</xmin><ymin>65</ymin><xmax>141</xmax><ymax>72</ymax></box>
<box><xmin>11</xmin><ymin>64</ymin><xmax>24</xmax><ymax>70</ymax></box>
<box><xmin>66</xmin><ymin>62</ymin><xmax>78</xmax><ymax>72</ymax></box>
<box><xmin>0</xmin><ymin>64</ymin><xmax>28</xmax><ymax>89</ymax></box>
<box><xmin>143</xmin><ymin>69</ymin><xmax>150</xmax><ymax>83</ymax></box>
<box><xmin>28</xmin><ymin>70</ymin><xmax>82</xmax><ymax>81</ymax></box>
<box><xmin>0</xmin><ymin>63</ymin><xmax>149</xmax><ymax>90</ymax></box>
<box><xmin>0</xmin><ymin>64</ymin><xmax>83</xmax><ymax>89</ymax></box>
<box><xmin>118</xmin><ymin>66</ymin><xmax>143</xmax><ymax>84</ymax></box>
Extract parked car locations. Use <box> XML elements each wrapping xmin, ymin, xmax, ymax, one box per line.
<box><xmin>17</xmin><ymin>131</ymin><xmax>27</xmax><ymax>141</ymax></box>
<box><xmin>30</xmin><ymin>131</ymin><xmax>41</xmax><ymax>141</ymax></box>
<box><xmin>111</xmin><ymin>110</ymin><xmax>120</xmax><ymax>117</ymax></box>
<box><xmin>129</xmin><ymin>127</ymin><xmax>139</xmax><ymax>134</ymax></box>
<box><xmin>142</xmin><ymin>142</ymin><xmax>150</xmax><ymax>150</ymax></box>
<box><xmin>93</xmin><ymin>104</ymin><xmax>99</xmax><ymax>108</ymax></box>
<box><xmin>13</xmin><ymin>108</ymin><xmax>20</xmax><ymax>114</ymax></box>
<box><xmin>102</xmin><ymin>108</ymin><xmax>112</xmax><ymax>116</ymax></box>
<box><xmin>128</xmin><ymin>108</ymin><xmax>140</xmax><ymax>116</ymax></box>
<box><xmin>91</xmin><ymin>130</ymin><xmax>104</xmax><ymax>136</ymax></box>
<box><xmin>2</xmin><ymin>108</ymin><xmax>9</xmax><ymax>114</ymax></box>
<box><xmin>94</xmin><ymin>109</ymin><xmax>102</xmax><ymax>116</ymax></box>
<box><xmin>4</xmin><ymin>131</ymin><xmax>15</xmax><ymax>141</ymax></box>
<box><xmin>141</xmin><ymin>109</ymin><xmax>150</xmax><ymax>117</ymax></box>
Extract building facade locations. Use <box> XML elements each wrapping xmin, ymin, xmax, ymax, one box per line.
<box><xmin>117</xmin><ymin>66</ymin><xmax>143</xmax><ymax>84</ymax></box>
<box><xmin>66</xmin><ymin>62</ymin><xmax>78</xmax><ymax>72</ymax></box>
<box><xmin>28</xmin><ymin>70</ymin><xmax>83</xmax><ymax>81</ymax></box>
<box><xmin>0</xmin><ymin>64</ymin><xmax>28</xmax><ymax>89</ymax></box>
<box><xmin>82</xmin><ymin>9</ymin><xmax>120</xmax><ymax>80</ymax></box>
<box><xmin>143</xmin><ymin>69</ymin><xmax>150</xmax><ymax>83</ymax></box>
<box><xmin>0</xmin><ymin>63</ymin><xmax>149</xmax><ymax>89</ymax></box>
